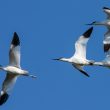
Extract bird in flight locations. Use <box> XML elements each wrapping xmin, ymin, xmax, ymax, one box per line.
<box><xmin>87</xmin><ymin>7</ymin><xmax>110</xmax><ymax>47</ymax></box>
<box><xmin>53</xmin><ymin>27</ymin><xmax>94</xmax><ymax>77</ymax></box>
<box><xmin>87</xmin><ymin>7</ymin><xmax>110</xmax><ymax>68</ymax></box>
<box><xmin>0</xmin><ymin>32</ymin><xmax>36</xmax><ymax>105</ymax></box>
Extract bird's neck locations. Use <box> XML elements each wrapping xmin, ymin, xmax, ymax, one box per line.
<box><xmin>60</xmin><ymin>58</ymin><xmax>71</xmax><ymax>62</ymax></box>
<box><xmin>94</xmin><ymin>21</ymin><xmax>108</xmax><ymax>25</ymax></box>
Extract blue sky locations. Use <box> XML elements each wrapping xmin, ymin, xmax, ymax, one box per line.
<box><xmin>0</xmin><ymin>0</ymin><xmax>110</xmax><ymax>110</ymax></box>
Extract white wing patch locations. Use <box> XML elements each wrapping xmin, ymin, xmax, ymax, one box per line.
<box><xmin>73</xmin><ymin>27</ymin><xmax>93</xmax><ymax>59</ymax></box>
<box><xmin>9</xmin><ymin>45</ymin><xmax>20</xmax><ymax>68</ymax></box>
<box><xmin>74</xmin><ymin>36</ymin><xmax>89</xmax><ymax>59</ymax></box>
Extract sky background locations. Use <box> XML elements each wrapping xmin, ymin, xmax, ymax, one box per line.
<box><xmin>0</xmin><ymin>0</ymin><xmax>109</xmax><ymax>110</ymax></box>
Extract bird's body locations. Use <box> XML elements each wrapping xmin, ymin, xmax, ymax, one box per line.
<box><xmin>0</xmin><ymin>32</ymin><xmax>36</xmax><ymax>105</ymax></box>
<box><xmin>54</xmin><ymin>27</ymin><xmax>94</xmax><ymax>77</ymax></box>
<box><xmin>58</xmin><ymin>57</ymin><xmax>93</xmax><ymax>65</ymax></box>
<box><xmin>1</xmin><ymin>66</ymin><xmax>28</xmax><ymax>75</ymax></box>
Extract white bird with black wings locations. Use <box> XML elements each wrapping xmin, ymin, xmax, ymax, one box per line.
<box><xmin>0</xmin><ymin>32</ymin><xmax>36</xmax><ymax>105</ymax></box>
<box><xmin>53</xmin><ymin>27</ymin><xmax>94</xmax><ymax>77</ymax></box>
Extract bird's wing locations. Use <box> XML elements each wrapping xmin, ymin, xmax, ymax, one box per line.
<box><xmin>103</xmin><ymin>43</ymin><xmax>110</xmax><ymax>62</ymax></box>
<box><xmin>73</xmin><ymin>27</ymin><xmax>93</xmax><ymax>59</ymax></box>
<box><xmin>9</xmin><ymin>32</ymin><xmax>20</xmax><ymax>68</ymax></box>
<box><xmin>103</xmin><ymin>7</ymin><xmax>110</xmax><ymax>19</ymax></box>
<box><xmin>72</xmin><ymin>64</ymin><xmax>90</xmax><ymax>77</ymax></box>
<box><xmin>0</xmin><ymin>73</ymin><xmax>18</xmax><ymax>105</ymax></box>
<box><xmin>104</xmin><ymin>27</ymin><xmax>110</xmax><ymax>44</ymax></box>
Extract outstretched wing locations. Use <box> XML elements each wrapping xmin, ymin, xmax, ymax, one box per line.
<box><xmin>72</xmin><ymin>64</ymin><xmax>90</xmax><ymax>77</ymax></box>
<box><xmin>0</xmin><ymin>73</ymin><xmax>18</xmax><ymax>105</ymax></box>
<box><xmin>9</xmin><ymin>32</ymin><xmax>20</xmax><ymax>68</ymax></box>
<box><xmin>103</xmin><ymin>7</ymin><xmax>110</xmax><ymax>19</ymax></box>
<box><xmin>73</xmin><ymin>27</ymin><xmax>93</xmax><ymax>59</ymax></box>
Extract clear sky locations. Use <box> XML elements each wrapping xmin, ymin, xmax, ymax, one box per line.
<box><xmin>0</xmin><ymin>0</ymin><xmax>110</xmax><ymax>110</ymax></box>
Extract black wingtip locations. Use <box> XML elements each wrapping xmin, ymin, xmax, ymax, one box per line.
<box><xmin>83</xmin><ymin>27</ymin><xmax>93</xmax><ymax>38</ymax></box>
<box><xmin>0</xmin><ymin>93</ymin><xmax>9</xmax><ymax>105</ymax></box>
<box><xmin>11</xmin><ymin>32</ymin><xmax>20</xmax><ymax>46</ymax></box>
<box><xmin>80</xmin><ymin>70</ymin><xmax>90</xmax><ymax>77</ymax></box>
<box><xmin>104</xmin><ymin>43</ymin><xmax>110</xmax><ymax>52</ymax></box>
<box><xmin>103</xmin><ymin>7</ymin><xmax>110</xmax><ymax>10</ymax></box>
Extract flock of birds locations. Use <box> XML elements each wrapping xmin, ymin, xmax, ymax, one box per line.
<box><xmin>0</xmin><ymin>6</ymin><xmax>110</xmax><ymax>106</ymax></box>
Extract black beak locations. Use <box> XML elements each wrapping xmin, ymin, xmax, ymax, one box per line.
<box><xmin>85</xmin><ymin>21</ymin><xmax>96</xmax><ymax>25</ymax></box>
<box><xmin>52</xmin><ymin>57</ymin><xmax>63</xmax><ymax>60</ymax></box>
<box><xmin>53</xmin><ymin>58</ymin><xmax>60</xmax><ymax>60</ymax></box>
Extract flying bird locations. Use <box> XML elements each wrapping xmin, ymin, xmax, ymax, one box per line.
<box><xmin>53</xmin><ymin>27</ymin><xmax>94</xmax><ymax>77</ymax></box>
<box><xmin>94</xmin><ymin>42</ymin><xmax>110</xmax><ymax>67</ymax></box>
<box><xmin>87</xmin><ymin>7</ymin><xmax>110</xmax><ymax>47</ymax></box>
<box><xmin>87</xmin><ymin>7</ymin><xmax>110</xmax><ymax>26</ymax></box>
<box><xmin>0</xmin><ymin>32</ymin><xmax>36</xmax><ymax>105</ymax></box>
<box><xmin>87</xmin><ymin>7</ymin><xmax>110</xmax><ymax>67</ymax></box>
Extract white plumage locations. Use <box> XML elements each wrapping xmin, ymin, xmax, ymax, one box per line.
<box><xmin>53</xmin><ymin>27</ymin><xmax>94</xmax><ymax>77</ymax></box>
<box><xmin>0</xmin><ymin>32</ymin><xmax>36</xmax><ymax>105</ymax></box>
